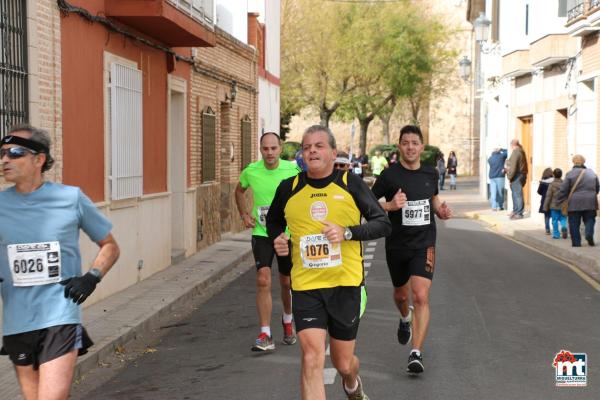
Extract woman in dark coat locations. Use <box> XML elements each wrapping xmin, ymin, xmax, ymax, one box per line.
<box><xmin>537</xmin><ymin>167</ymin><xmax>553</xmax><ymax>234</ymax></box>
<box><xmin>447</xmin><ymin>151</ymin><xmax>458</xmax><ymax>190</ymax></box>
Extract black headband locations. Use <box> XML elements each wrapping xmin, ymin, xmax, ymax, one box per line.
<box><xmin>1</xmin><ymin>135</ymin><xmax>49</xmax><ymax>153</ymax></box>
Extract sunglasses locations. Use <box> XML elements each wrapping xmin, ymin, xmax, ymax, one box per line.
<box><xmin>0</xmin><ymin>146</ymin><xmax>38</xmax><ymax>159</ymax></box>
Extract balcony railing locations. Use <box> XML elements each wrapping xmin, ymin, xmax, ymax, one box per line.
<box><xmin>167</xmin><ymin>0</ymin><xmax>214</xmax><ymax>25</ymax></box>
<box><xmin>567</xmin><ymin>1</ymin><xmax>586</xmax><ymax>23</ymax></box>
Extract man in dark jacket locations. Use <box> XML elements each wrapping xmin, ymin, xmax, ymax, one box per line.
<box><xmin>506</xmin><ymin>139</ymin><xmax>528</xmax><ymax>219</ymax></box>
<box><xmin>488</xmin><ymin>147</ymin><xmax>507</xmax><ymax>210</ymax></box>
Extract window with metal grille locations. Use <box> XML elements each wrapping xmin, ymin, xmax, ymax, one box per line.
<box><xmin>0</xmin><ymin>0</ymin><xmax>28</xmax><ymax>138</ymax></box>
<box><xmin>109</xmin><ymin>63</ymin><xmax>143</xmax><ymax>200</ymax></box>
<box><xmin>241</xmin><ymin>115</ymin><xmax>252</xmax><ymax>169</ymax></box>
<box><xmin>202</xmin><ymin>106</ymin><xmax>216</xmax><ymax>182</ymax></box>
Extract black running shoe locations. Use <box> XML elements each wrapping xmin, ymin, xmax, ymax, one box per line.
<box><xmin>407</xmin><ymin>351</ymin><xmax>424</xmax><ymax>374</ymax></box>
<box><xmin>397</xmin><ymin>306</ymin><xmax>413</xmax><ymax>345</ymax></box>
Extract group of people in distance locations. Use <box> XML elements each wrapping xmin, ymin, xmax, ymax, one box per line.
<box><xmin>537</xmin><ymin>154</ymin><xmax>599</xmax><ymax>247</ymax></box>
<box><xmin>488</xmin><ymin>139</ymin><xmax>599</xmax><ymax>247</ymax></box>
<box><xmin>236</xmin><ymin>124</ymin><xmax>451</xmax><ymax>399</ymax></box>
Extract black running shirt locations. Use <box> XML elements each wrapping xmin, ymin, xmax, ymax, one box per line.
<box><xmin>371</xmin><ymin>163</ymin><xmax>439</xmax><ymax>250</ymax></box>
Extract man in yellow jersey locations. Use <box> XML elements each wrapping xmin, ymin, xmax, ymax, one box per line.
<box><xmin>267</xmin><ymin>125</ymin><xmax>391</xmax><ymax>400</ymax></box>
<box><xmin>235</xmin><ymin>132</ymin><xmax>300</xmax><ymax>351</ymax></box>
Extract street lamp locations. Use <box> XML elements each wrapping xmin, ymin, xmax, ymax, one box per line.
<box><xmin>474</xmin><ymin>12</ymin><xmax>490</xmax><ymax>42</ymax></box>
<box><xmin>459</xmin><ymin>56</ymin><xmax>472</xmax><ymax>82</ymax></box>
<box><xmin>473</xmin><ymin>12</ymin><xmax>499</xmax><ymax>54</ymax></box>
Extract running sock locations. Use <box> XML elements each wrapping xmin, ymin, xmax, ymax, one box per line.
<box><xmin>411</xmin><ymin>349</ymin><xmax>421</xmax><ymax>356</ymax></box>
<box><xmin>401</xmin><ymin>308</ymin><xmax>412</xmax><ymax>323</ymax></box>
<box><xmin>344</xmin><ymin>378</ymin><xmax>359</xmax><ymax>394</ymax></box>
<box><xmin>282</xmin><ymin>313</ymin><xmax>293</xmax><ymax>324</ymax></box>
<box><xmin>261</xmin><ymin>326</ymin><xmax>271</xmax><ymax>337</ymax></box>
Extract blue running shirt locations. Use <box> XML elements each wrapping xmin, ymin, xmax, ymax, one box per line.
<box><xmin>0</xmin><ymin>182</ymin><xmax>112</xmax><ymax>335</ymax></box>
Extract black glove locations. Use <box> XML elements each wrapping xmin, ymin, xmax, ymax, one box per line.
<box><xmin>60</xmin><ymin>272</ymin><xmax>100</xmax><ymax>305</ymax></box>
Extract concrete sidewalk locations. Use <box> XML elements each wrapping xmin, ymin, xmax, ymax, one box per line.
<box><xmin>0</xmin><ymin>230</ymin><xmax>254</xmax><ymax>399</ymax></box>
<box><xmin>442</xmin><ymin>176</ymin><xmax>600</xmax><ymax>284</ymax></box>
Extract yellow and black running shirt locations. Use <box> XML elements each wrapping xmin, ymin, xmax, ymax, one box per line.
<box><xmin>267</xmin><ymin>170</ymin><xmax>391</xmax><ymax>291</ymax></box>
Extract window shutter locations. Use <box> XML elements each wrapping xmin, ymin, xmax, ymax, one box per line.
<box><xmin>0</xmin><ymin>0</ymin><xmax>28</xmax><ymax>137</ymax></box>
<box><xmin>110</xmin><ymin>63</ymin><xmax>143</xmax><ymax>200</ymax></box>
<box><xmin>202</xmin><ymin>107</ymin><xmax>216</xmax><ymax>182</ymax></box>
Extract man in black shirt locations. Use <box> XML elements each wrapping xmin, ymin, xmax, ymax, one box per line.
<box><xmin>371</xmin><ymin>125</ymin><xmax>451</xmax><ymax>374</ymax></box>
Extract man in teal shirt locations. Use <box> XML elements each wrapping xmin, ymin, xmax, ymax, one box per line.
<box><xmin>235</xmin><ymin>132</ymin><xmax>300</xmax><ymax>351</ymax></box>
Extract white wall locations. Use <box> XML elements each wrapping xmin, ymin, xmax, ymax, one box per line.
<box><xmin>528</xmin><ymin>0</ymin><xmax>569</xmax><ymax>42</ymax></box>
<box><xmin>575</xmin><ymin>78</ymin><xmax>598</xmax><ymax>171</ymax></box>
<box><xmin>249</xmin><ymin>1</ymin><xmax>281</xmax><ymax>141</ymax></box>
<box><xmin>216</xmin><ymin>0</ymin><xmax>248</xmax><ymax>43</ymax></box>
<box><xmin>258</xmin><ymin>79</ymin><xmax>280</xmax><ymax>134</ymax></box>
<box><xmin>500</xmin><ymin>0</ymin><xmax>530</xmax><ymax>54</ymax></box>
<box><xmin>248</xmin><ymin>1</ymin><xmax>280</xmax><ymax>76</ymax></box>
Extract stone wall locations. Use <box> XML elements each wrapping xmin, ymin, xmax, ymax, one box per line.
<box><xmin>191</xmin><ymin>28</ymin><xmax>259</xmax><ymax>249</ymax></box>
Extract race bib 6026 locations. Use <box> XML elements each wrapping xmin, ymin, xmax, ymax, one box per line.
<box><xmin>7</xmin><ymin>241</ymin><xmax>61</xmax><ymax>287</ymax></box>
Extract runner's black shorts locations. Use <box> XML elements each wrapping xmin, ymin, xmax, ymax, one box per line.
<box><xmin>292</xmin><ymin>286</ymin><xmax>364</xmax><ymax>341</ymax></box>
<box><xmin>1</xmin><ymin>324</ymin><xmax>93</xmax><ymax>370</ymax></box>
<box><xmin>252</xmin><ymin>235</ymin><xmax>292</xmax><ymax>276</ymax></box>
<box><xmin>386</xmin><ymin>246</ymin><xmax>436</xmax><ymax>287</ymax></box>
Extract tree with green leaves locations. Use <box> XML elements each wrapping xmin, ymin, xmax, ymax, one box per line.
<box><xmin>281</xmin><ymin>0</ymin><xmax>458</xmax><ymax>152</ymax></box>
<box><xmin>281</xmin><ymin>0</ymin><xmax>359</xmax><ymax>127</ymax></box>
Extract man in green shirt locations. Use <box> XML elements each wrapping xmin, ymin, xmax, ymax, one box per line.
<box><xmin>370</xmin><ymin>150</ymin><xmax>388</xmax><ymax>177</ymax></box>
<box><xmin>235</xmin><ymin>132</ymin><xmax>301</xmax><ymax>351</ymax></box>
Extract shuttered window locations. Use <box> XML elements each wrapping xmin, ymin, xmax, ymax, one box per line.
<box><xmin>202</xmin><ymin>106</ymin><xmax>216</xmax><ymax>182</ymax></box>
<box><xmin>241</xmin><ymin>115</ymin><xmax>252</xmax><ymax>169</ymax></box>
<box><xmin>109</xmin><ymin>63</ymin><xmax>143</xmax><ymax>200</ymax></box>
<box><xmin>0</xmin><ymin>0</ymin><xmax>28</xmax><ymax>137</ymax></box>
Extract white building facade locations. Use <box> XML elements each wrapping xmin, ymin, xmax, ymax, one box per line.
<box><xmin>468</xmin><ymin>0</ymin><xmax>582</xmax><ymax>217</ymax></box>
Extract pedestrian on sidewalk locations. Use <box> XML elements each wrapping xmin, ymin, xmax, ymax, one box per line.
<box><xmin>488</xmin><ymin>146</ymin><xmax>507</xmax><ymax>210</ymax></box>
<box><xmin>235</xmin><ymin>132</ymin><xmax>301</xmax><ymax>351</ymax></box>
<box><xmin>0</xmin><ymin>124</ymin><xmax>120</xmax><ymax>400</ymax></box>
<box><xmin>507</xmin><ymin>139</ymin><xmax>528</xmax><ymax>219</ymax></box>
<box><xmin>436</xmin><ymin>152</ymin><xmax>446</xmax><ymax>190</ymax></box>
<box><xmin>446</xmin><ymin>151</ymin><xmax>458</xmax><ymax>190</ymax></box>
<box><xmin>543</xmin><ymin>168</ymin><xmax>568</xmax><ymax>239</ymax></box>
<box><xmin>537</xmin><ymin>168</ymin><xmax>554</xmax><ymax>234</ymax></box>
<box><xmin>556</xmin><ymin>155</ymin><xmax>600</xmax><ymax>247</ymax></box>
<box><xmin>268</xmin><ymin>125</ymin><xmax>391</xmax><ymax>400</ymax></box>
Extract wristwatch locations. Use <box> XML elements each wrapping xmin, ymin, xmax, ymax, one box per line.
<box><xmin>88</xmin><ymin>267</ymin><xmax>103</xmax><ymax>282</ymax></box>
<box><xmin>343</xmin><ymin>227</ymin><xmax>353</xmax><ymax>241</ymax></box>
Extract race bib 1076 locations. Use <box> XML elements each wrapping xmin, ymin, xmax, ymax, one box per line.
<box><xmin>7</xmin><ymin>241</ymin><xmax>61</xmax><ymax>287</ymax></box>
<box><xmin>299</xmin><ymin>234</ymin><xmax>342</xmax><ymax>269</ymax></box>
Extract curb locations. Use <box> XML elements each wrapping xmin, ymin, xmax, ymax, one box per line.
<box><xmin>466</xmin><ymin>211</ymin><xmax>600</xmax><ymax>284</ymax></box>
<box><xmin>73</xmin><ymin>241</ymin><xmax>254</xmax><ymax>381</ymax></box>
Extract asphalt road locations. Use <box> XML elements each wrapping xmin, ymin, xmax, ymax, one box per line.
<box><xmin>72</xmin><ymin>218</ymin><xmax>600</xmax><ymax>399</ymax></box>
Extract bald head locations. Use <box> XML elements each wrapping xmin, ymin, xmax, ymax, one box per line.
<box><xmin>510</xmin><ymin>139</ymin><xmax>520</xmax><ymax>149</ymax></box>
